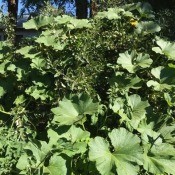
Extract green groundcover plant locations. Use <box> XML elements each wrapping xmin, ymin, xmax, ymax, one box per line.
<box><xmin>0</xmin><ymin>2</ymin><xmax>175</xmax><ymax>175</ymax></box>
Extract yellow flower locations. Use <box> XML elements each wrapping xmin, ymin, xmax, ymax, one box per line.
<box><xmin>130</xmin><ymin>19</ymin><xmax>138</xmax><ymax>27</ymax></box>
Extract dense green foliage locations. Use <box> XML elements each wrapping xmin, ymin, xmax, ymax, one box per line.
<box><xmin>0</xmin><ymin>2</ymin><xmax>175</xmax><ymax>175</ymax></box>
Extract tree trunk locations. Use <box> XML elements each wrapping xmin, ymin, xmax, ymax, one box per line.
<box><xmin>75</xmin><ymin>0</ymin><xmax>88</xmax><ymax>19</ymax></box>
<box><xmin>90</xmin><ymin>0</ymin><xmax>99</xmax><ymax>18</ymax></box>
<box><xmin>8</xmin><ymin>0</ymin><xmax>18</xmax><ymax>22</ymax></box>
<box><xmin>7</xmin><ymin>0</ymin><xmax>18</xmax><ymax>44</ymax></box>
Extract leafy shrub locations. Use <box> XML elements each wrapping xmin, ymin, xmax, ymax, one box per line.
<box><xmin>155</xmin><ymin>8</ymin><xmax>175</xmax><ymax>40</ymax></box>
<box><xmin>0</xmin><ymin>2</ymin><xmax>175</xmax><ymax>175</ymax></box>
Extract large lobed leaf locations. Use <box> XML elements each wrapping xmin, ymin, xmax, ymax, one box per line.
<box><xmin>89</xmin><ymin>137</ymin><xmax>114</xmax><ymax>175</ymax></box>
<box><xmin>96</xmin><ymin>8</ymin><xmax>122</xmax><ymax>20</ymax></box>
<box><xmin>44</xmin><ymin>155</ymin><xmax>67</xmax><ymax>175</ymax></box>
<box><xmin>127</xmin><ymin>94</ymin><xmax>150</xmax><ymax>129</ymax></box>
<box><xmin>147</xmin><ymin>66</ymin><xmax>175</xmax><ymax>91</ymax></box>
<box><xmin>109</xmin><ymin>72</ymin><xmax>142</xmax><ymax>92</ymax></box>
<box><xmin>23</xmin><ymin>16</ymin><xmax>54</xmax><ymax>30</ymax></box>
<box><xmin>61</xmin><ymin>125</ymin><xmax>90</xmax><ymax>143</ymax></box>
<box><xmin>36</xmin><ymin>35</ymin><xmax>66</xmax><ymax>50</ymax></box>
<box><xmin>144</xmin><ymin>142</ymin><xmax>175</xmax><ymax>174</ymax></box>
<box><xmin>51</xmin><ymin>93</ymin><xmax>99</xmax><ymax>125</ymax></box>
<box><xmin>89</xmin><ymin>128</ymin><xmax>143</xmax><ymax>175</ymax></box>
<box><xmin>55</xmin><ymin>15</ymin><xmax>91</xmax><ymax>29</ymax></box>
<box><xmin>152</xmin><ymin>38</ymin><xmax>175</xmax><ymax>60</ymax></box>
<box><xmin>117</xmin><ymin>50</ymin><xmax>152</xmax><ymax>73</ymax></box>
<box><xmin>136</xmin><ymin>21</ymin><xmax>161</xmax><ymax>35</ymax></box>
<box><xmin>111</xmin><ymin>94</ymin><xmax>150</xmax><ymax>129</ymax></box>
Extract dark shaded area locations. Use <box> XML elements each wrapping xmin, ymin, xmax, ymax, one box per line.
<box><xmin>148</xmin><ymin>0</ymin><xmax>175</xmax><ymax>9</ymax></box>
<box><xmin>75</xmin><ymin>0</ymin><xmax>88</xmax><ymax>19</ymax></box>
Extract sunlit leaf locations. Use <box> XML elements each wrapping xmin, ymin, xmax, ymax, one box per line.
<box><xmin>147</xmin><ymin>66</ymin><xmax>175</xmax><ymax>91</ymax></box>
<box><xmin>36</xmin><ymin>35</ymin><xmax>66</xmax><ymax>50</ymax></box>
<box><xmin>127</xmin><ymin>94</ymin><xmax>150</xmax><ymax>129</ymax></box>
<box><xmin>96</xmin><ymin>8</ymin><xmax>123</xmax><ymax>19</ymax></box>
<box><xmin>136</xmin><ymin>21</ymin><xmax>161</xmax><ymax>34</ymax></box>
<box><xmin>54</xmin><ymin>15</ymin><xmax>73</xmax><ymax>24</ymax></box>
<box><xmin>51</xmin><ymin>93</ymin><xmax>99</xmax><ymax>125</ymax></box>
<box><xmin>16</xmin><ymin>154</ymin><xmax>30</xmax><ymax>170</ymax></box>
<box><xmin>23</xmin><ymin>16</ymin><xmax>54</xmax><ymax>30</ymax></box>
<box><xmin>30</xmin><ymin>57</ymin><xmax>46</xmax><ymax>70</ymax></box>
<box><xmin>89</xmin><ymin>137</ymin><xmax>113</xmax><ymax>175</ymax></box>
<box><xmin>117</xmin><ymin>51</ymin><xmax>152</xmax><ymax>73</ymax></box>
<box><xmin>16</xmin><ymin>46</ymin><xmax>39</xmax><ymax>59</ymax></box>
<box><xmin>144</xmin><ymin>142</ymin><xmax>175</xmax><ymax>174</ymax></box>
<box><xmin>0</xmin><ymin>86</ymin><xmax>5</xmax><ymax>98</ymax></box>
<box><xmin>152</xmin><ymin>38</ymin><xmax>175</xmax><ymax>60</ymax></box>
<box><xmin>61</xmin><ymin>125</ymin><xmax>90</xmax><ymax>143</ymax></box>
<box><xmin>14</xmin><ymin>95</ymin><xmax>26</xmax><ymax>105</ymax></box>
<box><xmin>69</xmin><ymin>19</ymin><xmax>92</xmax><ymax>29</ymax></box>
<box><xmin>44</xmin><ymin>155</ymin><xmax>67</xmax><ymax>175</ymax></box>
<box><xmin>89</xmin><ymin>128</ymin><xmax>143</xmax><ymax>175</ymax></box>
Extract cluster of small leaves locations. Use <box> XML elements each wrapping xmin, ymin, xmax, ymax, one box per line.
<box><xmin>0</xmin><ymin>2</ymin><xmax>175</xmax><ymax>175</ymax></box>
<box><xmin>155</xmin><ymin>8</ymin><xmax>175</xmax><ymax>40</ymax></box>
<box><xmin>0</xmin><ymin>9</ymin><xmax>16</xmax><ymax>45</ymax></box>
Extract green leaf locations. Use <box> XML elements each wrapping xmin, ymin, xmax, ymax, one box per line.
<box><xmin>0</xmin><ymin>60</ymin><xmax>10</xmax><ymax>74</ymax></box>
<box><xmin>24</xmin><ymin>141</ymin><xmax>50</xmax><ymax>165</ymax></box>
<box><xmin>117</xmin><ymin>51</ymin><xmax>135</xmax><ymax>73</ymax></box>
<box><xmin>89</xmin><ymin>128</ymin><xmax>143</xmax><ymax>175</ymax></box>
<box><xmin>0</xmin><ymin>86</ymin><xmax>5</xmax><ymax>98</ymax></box>
<box><xmin>25</xmin><ymin>86</ymin><xmax>50</xmax><ymax>100</ymax></box>
<box><xmin>109</xmin><ymin>128</ymin><xmax>143</xmax><ymax>161</ymax></box>
<box><xmin>164</xmin><ymin>92</ymin><xmax>175</xmax><ymax>107</ymax></box>
<box><xmin>144</xmin><ymin>142</ymin><xmax>175</xmax><ymax>174</ymax></box>
<box><xmin>14</xmin><ymin>95</ymin><xmax>26</xmax><ymax>105</ymax></box>
<box><xmin>47</xmin><ymin>129</ymin><xmax>60</xmax><ymax>146</ymax></box>
<box><xmin>7</xmin><ymin>64</ymin><xmax>16</xmax><ymax>72</ymax></box>
<box><xmin>16</xmin><ymin>68</ymin><xmax>27</xmax><ymax>81</ymax></box>
<box><xmin>36</xmin><ymin>35</ymin><xmax>65</xmax><ymax>50</ymax></box>
<box><xmin>59</xmin><ymin>126</ymin><xmax>90</xmax><ymax>155</ymax></box>
<box><xmin>136</xmin><ymin>21</ymin><xmax>161</xmax><ymax>34</ymax></box>
<box><xmin>16</xmin><ymin>46</ymin><xmax>39</xmax><ymax>59</ymax></box>
<box><xmin>158</xmin><ymin>124</ymin><xmax>175</xmax><ymax>144</ymax></box>
<box><xmin>147</xmin><ymin>66</ymin><xmax>175</xmax><ymax>91</ymax></box>
<box><xmin>109</xmin><ymin>73</ymin><xmax>142</xmax><ymax>92</ymax></box>
<box><xmin>0</xmin><ymin>41</ymin><xmax>11</xmax><ymax>59</ymax></box>
<box><xmin>137</xmin><ymin>120</ymin><xmax>160</xmax><ymax>145</ymax></box>
<box><xmin>111</xmin><ymin>95</ymin><xmax>149</xmax><ymax>129</ymax></box>
<box><xmin>30</xmin><ymin>57</ymin><xmax>46</xmax><ymax>70</ymax></box>
<box><xmin>51</xmin><ymin>93</ymin><xmax>99</xmax><ymax>125</ymax></box>
<box><xmin>61</xmin><ymin>125</ymin><xmax>90</xmax><ymax>143</ymax></box>
<box><xmin>127</xmin><ymin>94</ymin><xmax>150</xmax><ymax>129</ymax></box>
<box><xmin>54</xmin><ymin>15</ymin><xmax>73</xmax><ymax>24</ymax></box>
<box><xmin>51</xmin><ymin>100</ymin><xmax>79</xmax><ymax>125</ymax></box>
<box><xmin>44</xmin><ymin>155</ymin><xmax>67</xmax><ymax>175</ymax></box>
<box><xmin>69</xmin><ymin>19</ymin><xmax>92</xmax><ymax>29</ymax></box>
<box><xmin>110</xmin><ymin>97</ymin><xmax>124</xmax><ymax>113</ymax></box>
<box><xmin>117</xmin><ymin>51</ymin><xmax>152</xmax><ymax>73</ymax></box>
<box><xmin>36</xmin><ymin>35</ymin><xmax>55</xmax><ymax>46</ymax></box>
<box><xmin>136</xmin><ymin>2</ymin><xmax>154</xmax><ymax>18</ymax></box>
<box><xmin>16</xmin><ymin>154</ymin><xmax>30</xmax><ymax>170</ymax></box>
<box><xmin>72</xmin><ymin>142</ymin><xmax>88</xmax><ymax>154</ymax></box>
<box><xmin>89</xmin><ymin>137</ymin><xmax>113</xmax><ymax>175</ymax></box>
<box><xmin>23</xmin><ymin>16</ymin><xmax>54</xmax><ymax>30</ymax></box>
<box><xmin>16</xmin><ymin>46</ymin><xmax>32</xmax><ymax>55</ymax></box>
<box><xmin>96</xmin><ymin>8</ymin><xmax>123</xmax><ymax>20</ymax></box>
<box><xmin>152</xmin><ymin>38</ymin><xmax>175</xmax><ymax>60</ymax></box>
